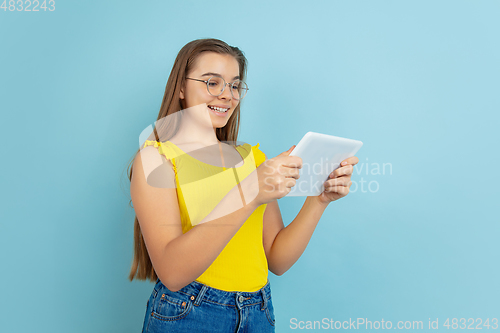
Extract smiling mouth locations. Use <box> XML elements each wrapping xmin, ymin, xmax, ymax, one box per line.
<box><xmin>208</xmin><ymin>105</ymin><xmax>229</xmax><ymax>113</ymax></box>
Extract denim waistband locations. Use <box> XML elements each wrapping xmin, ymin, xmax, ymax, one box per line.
<box><xmin>153</xmin><ymin>278</ymin><xmax>271</xmax><ymax>310</ymax></box>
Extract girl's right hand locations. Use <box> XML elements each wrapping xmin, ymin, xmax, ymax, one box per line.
<box><xmin>254</xmin><ymin>145</ymin><xmax>302</xmax><ymax>205</ymax></box>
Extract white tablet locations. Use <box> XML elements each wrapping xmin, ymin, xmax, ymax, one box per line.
<box><xmin>285</xmin><ymin>132</ymin><xmax>363</xmax><ymax>197</ymax></box>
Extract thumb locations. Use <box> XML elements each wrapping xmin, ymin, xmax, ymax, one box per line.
<box><xmin>280</xmin><ymin>145</ymin><xmax>296</xmax><ymax>156</ymax></box>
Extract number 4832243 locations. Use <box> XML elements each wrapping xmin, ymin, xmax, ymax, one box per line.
<box><xmin>1</xmin><ymin>0</ymin><xmax>55</xmax><ymax>11</ymax></box>
<box><xmin>443</xmin><ymin>318</ymin><xmax>499</xmax><ymax>330</ymax></box>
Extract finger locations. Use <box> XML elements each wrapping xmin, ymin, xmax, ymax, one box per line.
<box><xmin>279</xmin><ymin>145</ymin><xmax>296</xmax><ymax>157</ymax></box>
<box><xmin>329</xmin><ymin>165</ymin><xmax>354</xmax><ymax>178</ymax></box>
<box><xmin>280</xmin><ymin>166</ymin><xmax>301</xmax><ymax>179</ymax></box>
<box><xmin>281</xmin><ymin>156</ymin><xmax>302</xmax><ymax>169</ymax></box>
<box><xmin>285</xmin><ymin>171</ymin><xmax>300</xmax><ymax>180</ymax></box>
<box><xmin>284</xmin><ymin>177</ymin><xmax>297</xmax><ymax>188</ymax></box>
<box><xmin>341</xmin><ymin>156</ymin><xmax>359</xmax><ymax>166</ymax></box>
<box><xmin>324</xmin><ymin>185</ymin><xmax>350</xmax><ymax>195</ymax></box>
<box><xmin>325</xmin><ymin>176</ymin><xmax>351</xmax><ymax>187</ymax></box>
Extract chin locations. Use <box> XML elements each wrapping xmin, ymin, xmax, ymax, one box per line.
<box><xmin>213</xmin><ymin>121</ymin><xmax>229</xmax><ymax>129</ymax></box>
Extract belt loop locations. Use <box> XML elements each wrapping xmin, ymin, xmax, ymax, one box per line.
<box><xmin>260</xmin><ymin>288</ymin><xmax>267</xmax><ymax>311</ymax></box>
<box><xmin>194</xmin><ymin>285</ymin><xmax>208</xmax><ymax>306</ymax></box>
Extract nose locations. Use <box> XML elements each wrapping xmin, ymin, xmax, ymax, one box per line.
<box><xmin>219</xmin><ymin>83</ymin><xmax>233</xmax><ymax>100</ymax></box>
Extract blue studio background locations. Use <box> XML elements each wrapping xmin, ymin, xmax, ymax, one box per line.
<box><xmin>1</xmin><ymin>1</ymin><xmax>499</xmax><ymax>332</ymax></box>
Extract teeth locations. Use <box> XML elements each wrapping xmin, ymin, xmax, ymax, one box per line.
<box><xmin>209</xmin><ymin>105</ymin><xmax>228</xmax><ymax>113</ymax></box>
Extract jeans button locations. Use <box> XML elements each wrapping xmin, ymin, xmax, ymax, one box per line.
<box><xmin>238</xmin><ymin>295</ymin><xmax>244</xmax><ymax>303</ymax></box>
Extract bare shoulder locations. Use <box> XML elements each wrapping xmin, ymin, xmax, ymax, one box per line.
<box><xmin>132</xmin><ymin>146</ymin><xmax>176</xmax><ymax>189</ymax></box>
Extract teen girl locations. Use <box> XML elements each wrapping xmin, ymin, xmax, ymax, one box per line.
<box><xmin>128</xmin><ymin>38</ymin><xmax>359</xmax><ymax>333</ymax></box>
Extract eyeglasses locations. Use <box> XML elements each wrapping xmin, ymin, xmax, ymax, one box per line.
<box><xmin>186</xmin><ymin>76</ymin><xmax>249</xmax><ymax>100</ymax></box>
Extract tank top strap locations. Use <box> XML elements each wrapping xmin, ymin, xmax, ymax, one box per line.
<box><xmin>142</xmin><ymin>140</ymin><xmax>179</xmax><ymax>161</ymax></box>
<box><xmin>251</xmin><ymin>142</ymin><xmax>266</xmax><ymax>167</ymax></box>
<box><xmin>141</xmin><ymin>140</ymin><xmax>180</xmax><ymax>178</ymax></box>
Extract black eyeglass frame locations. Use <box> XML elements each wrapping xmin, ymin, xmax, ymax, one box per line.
<box><xmin>186</xmin><ymin>76</ymin><xmax>249</xmax><ymax>100</ymax></box>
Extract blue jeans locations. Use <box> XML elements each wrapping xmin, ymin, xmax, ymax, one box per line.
<box><xmin>142</xmin><ymin>278</ymin><xmax>276</xmax><ymax>333</ymax></box>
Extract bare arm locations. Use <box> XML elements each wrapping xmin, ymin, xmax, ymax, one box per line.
<box><xmin>264</xmin><ymin>196</ymin><xmax>329</xmax><ymax>276</ymax></box>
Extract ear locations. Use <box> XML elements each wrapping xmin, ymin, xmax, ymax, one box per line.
<box><xmin>179</xmin><ymin>83</ymin><xmax>185</xmax><ymax>100</ymax></box>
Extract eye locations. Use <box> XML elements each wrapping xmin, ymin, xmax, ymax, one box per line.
<box><xmin>231</xmin><ymin>81</ymin><xmax>241</xmax><ymax>90</ymax></box>
<box><xmin>207</xmin><ymin>77</ymin><xmax>222</xmax><ymax>87</ymax></box>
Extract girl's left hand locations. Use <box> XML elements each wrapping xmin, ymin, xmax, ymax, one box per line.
<box><xmin>317</xmin><ymin>156</ymin><xmax>359</xmax><ymax>205</ymax></box>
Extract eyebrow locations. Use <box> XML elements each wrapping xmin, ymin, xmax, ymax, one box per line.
<box><xmin>201</xmin><ymin>72</ymin><xmax>240</xmax><ymax>80</ymax></box>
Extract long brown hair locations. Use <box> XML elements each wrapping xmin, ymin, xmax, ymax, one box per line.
<box><xmin>127</xmin><ymin>38</ymin><xmax>248</xmax><ymax>282</ymax></box>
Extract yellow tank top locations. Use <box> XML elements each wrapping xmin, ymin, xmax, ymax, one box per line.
<box><xmin>142</xmin><ymin>139</ymin><xmax>268</xmax><ymax>292</ymax></box>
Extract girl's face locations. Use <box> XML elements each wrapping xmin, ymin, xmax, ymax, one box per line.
<box><xmin>180</xmin><ymin>52</ymin><xmax>240</xmax><ymax>129</ymax></box>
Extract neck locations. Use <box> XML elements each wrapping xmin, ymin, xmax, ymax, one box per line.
<box><xmin>169</xmin><ymin>104</ymin><xmax>220</xmax><ymax>146</ymax></box>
